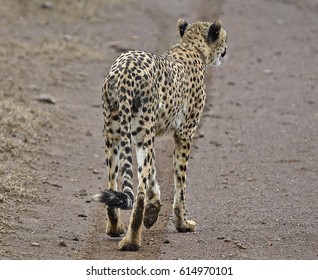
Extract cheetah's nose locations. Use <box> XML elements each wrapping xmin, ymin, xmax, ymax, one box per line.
<box><xmin>221</xmin><ymin>48</ymin><xmax>227</xmax><ymax>58</ymax></box>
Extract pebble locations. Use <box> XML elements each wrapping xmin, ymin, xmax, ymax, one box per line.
<box><xmin>78</xmin><ymin>214</ymin><xmax>87</xmax><ymax>218</ymax></box>
<box><xmin>41</xmin><ymin>2</ymin><xmax>53</xmax><ymax>9</ymax></box>
<box><xmin>263</xmin><ymin>69</ymin><xmax>273</xmax><ymax>75</ymax></box>
<box><xmin>85</xmin><ymin>130</ymin><xmax>92</xmax><ymax>137</ymax></box>
<box><xmin>63</xmin><ymin>35</ymin><xmax>73</xmax><ymax>41</ymax></box>
<box><xmin>234</xmin><ymin>242</ymin><xmax>247</xmax><ymax>250</ymax></box>
<box><xmin>58</xmin><ymin>239</ymin><xmax>67</xmax><ymax>247</ymax></box>
<box><xmin>77</xmin><ymin>189</ymin><xmax>88</xmax><ymax>197</ymax></box>
<box><xmin>36</xmin><ymin>94</ymin><xmax>56</xmax><ymax>104</ymax></box>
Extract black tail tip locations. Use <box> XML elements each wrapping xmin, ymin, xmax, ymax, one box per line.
<box><xmin>93</xmin><ymin>190</ymin><xmax>133</xmax><ymax>210</ymax></box>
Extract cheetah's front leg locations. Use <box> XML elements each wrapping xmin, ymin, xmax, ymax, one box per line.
<box><xmin>173</xmin><ymin>137</ymin><xmax>197</xmax><ymax>232</ymax></box>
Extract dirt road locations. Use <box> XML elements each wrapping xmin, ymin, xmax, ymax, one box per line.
<box><xmin>0</xmin><ymin>0</ymin><xmax>317</xmax><ymax>260</ymax></box>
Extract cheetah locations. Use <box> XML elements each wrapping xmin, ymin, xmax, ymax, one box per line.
<box><xmin>93</xmin><ymin>19</ymin><xmax>227</xmax><ymax>251</ymax></box>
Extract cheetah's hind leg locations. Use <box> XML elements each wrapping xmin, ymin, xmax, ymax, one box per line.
<box><xmin>93</xmin><ymin>138</ymin><xmax>126</xmax><ymax>237</ymax></box>
<box><xmin>93</xmin><ymin>190</ymin><xmax>129</xmax><ymax>237</ymax></box>
<box><xmin>143</xmin><ymin>149</ymin><xmax>161</xmax><ymax>229</ymax></box>
<box><xmin>144</xmin><ymin>199</ymin><xmax>161</xmax><ymax>229</ymax></box>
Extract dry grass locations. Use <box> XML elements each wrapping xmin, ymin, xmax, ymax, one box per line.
<box><xmin>0</xmin><ymin>82</ymin><xmax>55</xmax><ymax>241</ymax></box>
<box><xmin>0</xmin><ymin>98</ymin><xmax>51</xmax><ymax>153</ymax></box>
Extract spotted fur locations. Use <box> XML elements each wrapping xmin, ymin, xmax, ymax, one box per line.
<box><xmin>93</xmin><ymin>19</ymin><xmax>227</xmax><ymax>251</ymax></box>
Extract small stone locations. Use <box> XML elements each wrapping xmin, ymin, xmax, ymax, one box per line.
<box><xmin>85</xmin><ymin>130</ymin><xmax>92</xmax><ymax>137</ymax></box>
<box><xmin>263</xmin><ymin>69</ymin><xmax>273</xmax><ymax>75</ymax></box>
<box><xmin>236</xmin><ymin>243</ymin><xmax>247</xmax><ymax>249</ymax></box>
<box><xmin>163</xmin><ymin>239</ymin><xmax>170</xmax><ymax>244</ymax></box>
<box><xmin>93</xmin><ymin>169</ymin><xmax>100</xmax><ymax>174</ymax></box>
<box><xmin>78</xmin><ymin>190</ymin><xmax>88</xmax><ymax>197</ymax></box>
<box><xmin>31</xmin><ymin>242</ymin><xmax>40</xmax><ymax>247</ymax></box>
<box><xmin>0</xmin><ymin>194</ymin><xmax>5</xmax><ymax>203</ymax></box>
<box><xmin>78</xmin><ymin>214</ymin><xmax>87</xmax><ymax>218</ymax></box>
<box><xmin>41</xmin><ymin>2</ymin><xmax>53</xmax><ymax>9</ymax></box>
<box><xmin>36</xmin><ymin>94</ymin><xmax>56</xmax><ymax>104</ymax></box>
<box><xmin>247</xmin><ymin>177</ymin><xmax>256</xmax><ymax>182</ymax></box>
<box><xmin>63</xmin><ymin>35</ymin><xmax>73</xmax><ymax>41</ymax></box>
<box><xmin>58</xmin><ymin>239</ymin><xmax>67</xmax><ymax>247</ymax></box>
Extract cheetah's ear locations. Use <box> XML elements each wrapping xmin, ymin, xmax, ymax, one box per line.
<box><xmin>208</xmin><ymin>19</ymin><xmax>222</xmax><ymax>43</ymax></box>
<box><xmin>177</xmin><ymin>19</ymin><xmax>188</xmax><ymax>38</ymax></box>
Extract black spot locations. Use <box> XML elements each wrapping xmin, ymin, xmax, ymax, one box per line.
<box><xmin>120</xmin><ymin>86</ymin><xmax>126</xmax><ymax>93</ymax></box>
<box><xmin>180</xmin><ymin>190</ymin><xmax>184</xmax><ymax>201</ymax></box>
<box><xmin>132</xmin><ymin>95</ymin><xmax>142</xmax><ymax>113</ymax></box>
<box><xmin>127</xmin><ymin>156</ymin><xmax>132</xmax><ymax>164</ymax></box>
<box><xmin>181</xmin><ymin>176</ymin><xmax>186</xmax><ymax>183</ymax></box>
<box><xmin>180</xmin><ymin>165</ymin><xmax>186</xmax><ymax>172</ymax></box>
<box><xmin>123</xmin><ymin>181</ymin><xmax>133</xmax><ymax>189</ymax></box>
<box><xmin>126</xmin><ymin>169</ymin><xmax>133</xmax><ymax>179</ymax></box>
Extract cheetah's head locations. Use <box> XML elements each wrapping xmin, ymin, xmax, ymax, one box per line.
<box><xmin>177</xmin><ymin>19</ymin><xmax>227</xmax><ymax>66</ymax></box>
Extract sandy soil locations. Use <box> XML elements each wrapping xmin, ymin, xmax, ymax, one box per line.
<box><xmin>0</xmin><ymin>0</ymin><xmax>317</xmax><ymax>260</ymax></box>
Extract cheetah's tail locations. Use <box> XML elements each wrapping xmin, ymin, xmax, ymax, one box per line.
<box><xmin>93</xmin><ymin>190</ymin><xmax>133</xmax><ymax>210</ymax></box>
<box><xmin>93</xmin><ymin>78</ymin><xmax>135</xmax><ymax>210</ymax></box>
